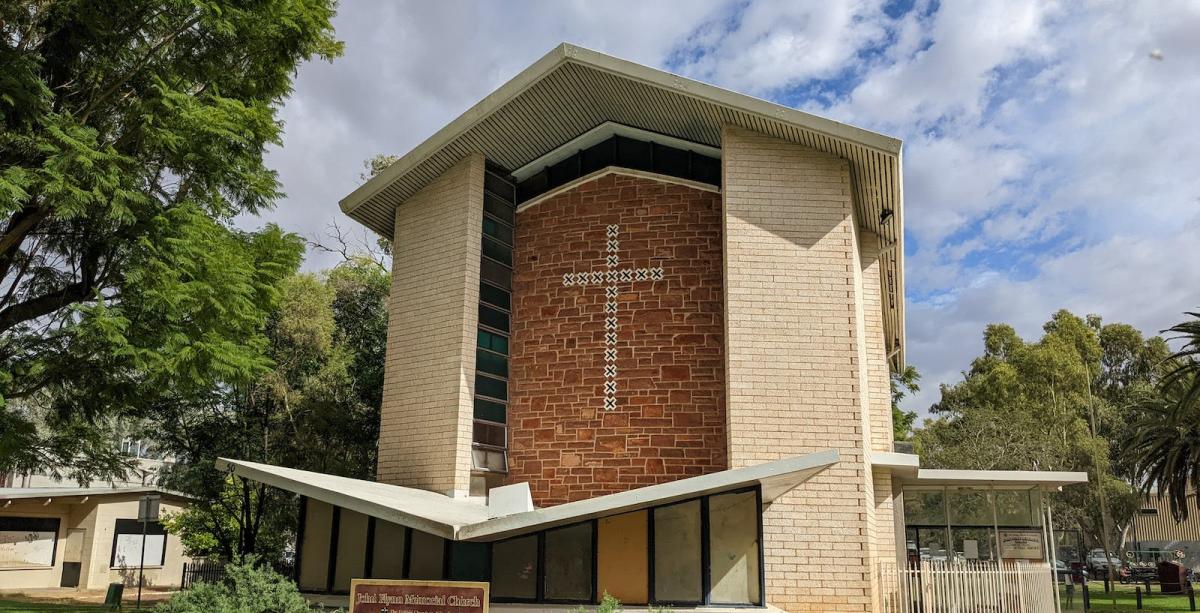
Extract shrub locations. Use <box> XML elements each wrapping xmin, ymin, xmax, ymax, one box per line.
<box><xmin>156</xmin><ymin>557</ymin><xmax>310</xmax><ymax>613</ymax></box>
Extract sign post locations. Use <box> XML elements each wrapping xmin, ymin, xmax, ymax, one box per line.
<box><xmin>349</xmin><ymin>579</ymin><xmax>489</xmax><ymax>613</ymax></box>
<box><xmin>136</xmin><ymin>495</ymin><xmax>161</xmax><ymax>610</ymax></box>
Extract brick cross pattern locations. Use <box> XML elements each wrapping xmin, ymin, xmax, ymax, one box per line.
<box><xmin>562</xmin><ymin>224</ymin><xmax>664</xmax><ymax>410</ymax></box>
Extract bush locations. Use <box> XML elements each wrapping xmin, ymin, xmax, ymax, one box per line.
<box><xmin>157</xmin><ymin>557</ymin><xmax>310</xmax><ymax>613</ymax></box>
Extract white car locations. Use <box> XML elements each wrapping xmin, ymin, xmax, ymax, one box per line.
<box><xmin>1087</xmin><ymin>549</ymin><xmax>1121</xmax><ymax>571</ymax></box>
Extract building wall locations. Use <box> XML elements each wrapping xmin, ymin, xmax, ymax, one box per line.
<box><xmin>721</xmin><ymin>125</ymin><xmax>883</xmax><ymax>612</ymax></box>
<box><xmin>507</xmin><ymin>171</ymin><xmax>726</xmax><ymax>505</ymax></box>
<box><xmin>0</xmin><ymin>495</ymin><xmax>187</xmax><ymax>591</ymax></box>
<box><xmin>378</xmin><ymin>154</ymin><xmax>485</xmax><ymax>496</ymax></box>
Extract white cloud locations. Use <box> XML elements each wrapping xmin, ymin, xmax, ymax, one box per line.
<box><xmin>250</xmin><ymin>1</ymin><xmax>1200</xmax><ymax>420</ymax></box>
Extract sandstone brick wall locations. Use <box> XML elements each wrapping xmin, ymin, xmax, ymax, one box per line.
<box><xmin>722</xmin><ymin>125</ymin><xmax>875</xmax><ymax>612</ymax></box>
<box><xmin>507</xmin><ymin>171</ymin><xmax>726</xmax><ymax>505</ymax></box>
<box><xmin>377</xmin><ymin>154</ymin><xmax>483</xmax><ymax>496</ymax></box>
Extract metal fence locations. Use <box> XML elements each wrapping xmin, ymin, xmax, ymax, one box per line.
<box><xmin>180</xmin><ymin>560</ymin><xmax>226</xmax><ymax>589</ymax></box>
<box><xmin>879</xmin><ymin>560</ymin><xmax>1059</xmax><ymax>612</ymax></box>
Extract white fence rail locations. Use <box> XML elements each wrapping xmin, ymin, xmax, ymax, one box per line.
<box><xmin>878</xmin><ymin>561</ymin><xmax>1058</xmax><ymax>613</ymax></box>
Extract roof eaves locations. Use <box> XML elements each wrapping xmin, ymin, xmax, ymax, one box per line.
<box><xmin>337</xmin><ymin>42</ymin><xmax>903</xmax><ymax>219</ymax></box>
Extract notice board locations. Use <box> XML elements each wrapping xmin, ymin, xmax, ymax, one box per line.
<box><xmin>349</xmin><ymin>579</ymin><xmax>489</xmax><ymax>613</ymax></box>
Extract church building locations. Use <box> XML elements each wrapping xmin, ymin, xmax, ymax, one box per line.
<box><xmin>221</xmin><ymin>44</ymin><xmax>1085</xmax><ymax>612</ymax></box>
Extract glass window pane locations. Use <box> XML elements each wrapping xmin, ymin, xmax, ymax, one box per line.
<box><xmin>477</xmin><ymin>330</ymin><xmax>509</xmax><ymax>355</ymax></box>
<box><xmin>481</xmin><ymin>259</ymin><xmax>511</xmax><ymax>290</ymax></box>
<box><xmin>952</xmin><ymin>527</ymin><xmax>994</xmax><ymax>561</ymax></box>
<box><xmin>371</xmin><ymin>520</ymin><xmax>406</xmax><ymax>579</ymax></box>
<box><xmin>482</xmin><ymin>237</ymin><xmax>512</xmax><ymax>267</ymax></box>
<box><xmin>948</xmin><ymin>489</ymin><xmax>992</xmax><ymax>525</ymax></box>
<box><xmin>653</xmin><ymin>500</ymin><xmax>702</xmax><ymax>603</ymax></box>
<box><xmin>995</xmin><ymin>491</ymin><xmax>1034</xmax><ymax>526</ymax></box>
<box><xmin>480</xmin><ymin>283</ymin><xmax>510</xmax><ymax>311</ymax></box>
<box><xmin>484</xmin><ymin>192</ymin><xmax>514</xmax><ymax>224</ymax></box>
<box><xmin>544</xmin><ymin>522</ymin><xmax>593</xmax><ymax>601</ymax></box>
<box><xmin>475</xmin><ymin>374</ymin><xmax>507</xmax><ymax>401</ymax></box>
<box><xmin>474</xmin><ymin>398</ymin><xmax>506</xmax><ymax>423</ymax></box>
<box><xmin>472</xmin><ymin>448</ymin><xmax>507</xmax><ymax>472</ymax></box>
<box><xmin>473</xmin><ymin>421</ymin><xmax>505</xmax><ymax>447</ymax></box>
<box><xmin>479</xmin><ymin>305</ymin><xmax>510</xmax><ymax>332</ymax></box>
<box><xmin>903</xmin><ymin>489</ymin><xmax>946</xmax><ymax>525</ymax></box>
<box><xmin>492</xmin><ymin>536</ymin><xmax>538</xmax><ymax>600</ymax></box>
<box><xmin>597</xmin><ymin>512</ymin><xmax>648</xmax><ymax>604</ymax></box>
<box><xmin>407</xmin><ymin>530</ymin><xmax>444</xmax><ymax>580</ymax></box>
<box><xmin>477</xmin><ymin>350</ymin><xmax>508</xmax><ymax>378</ymax></box>
<box><xmin>448</xmin><ymin>541</ymin><xmax>489</xmax><ymax>581</ymax></box>
<box><xmin>485</xmin><ymin>174</ymin><xmax>516</xmax><ymax>204</ymax></box>
<box><xmin>708</xmin><ymin>491</ymin><xmax>761</xmax><ymax>604</ymax></box>
<box><xmin>483</xmin><ymin>215</ymin><xmax>514</xmax><ymax>245</ymax></box>
<box><xmin>915</xmin><ymin>527</ymin><xmax>949</xmax><ymax>563</ymax></box>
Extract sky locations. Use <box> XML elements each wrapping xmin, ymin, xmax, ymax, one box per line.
<box><xmin>255</xmin><ymin>0</ymin><xmax>1200</xmax><ymax>416</ymax></box>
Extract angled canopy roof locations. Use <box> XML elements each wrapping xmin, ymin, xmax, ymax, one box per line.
<box><xmin>339</xmin><ymin>42</ymin><xmax>906</xmax><ymax>368</ymax></box>
<box><xmin>218</xmin><ymin>450</ymin><xmax>837</xmax><ymax>541</ymax></box>
<box><xmin>0</xmin><ymin>486</ymin><xmax>193</xmax><ymax>502</ymax></box>
<box><xmin>908</xmin><ymin>469</ymin><xmax>1089</xmax><ymax>491</ymax></box>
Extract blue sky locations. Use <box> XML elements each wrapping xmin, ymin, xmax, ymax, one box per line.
<box><xmin>256</xmin><ymin>0</ymin><xmax>1200</xmax><ymax>415</ymax></box>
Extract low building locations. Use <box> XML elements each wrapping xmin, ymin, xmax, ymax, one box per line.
<box><xmin>0</xmin><ymin>487</ymin><xmax>190</xmax><ymax>591</ymax></box>
<box><xmin>222</xmin><ymin>43</ymin><xmax>1087</xmax><ymax>611</ymax></box>
<box><xmin>1128</xmin><ymin>491</ymin><xmax>1200</xmax><ymax>569</ymax></box>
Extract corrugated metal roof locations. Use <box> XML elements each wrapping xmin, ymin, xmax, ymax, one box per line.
<box><xmin>339</xmin><ymin>43</ymin><xmax>906</xmax><ymax>368</ymax></box>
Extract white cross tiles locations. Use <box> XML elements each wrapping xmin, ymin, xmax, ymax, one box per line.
<box><xmin>562</xmin><ymin>224</ymin><xmax>664</xmax><ymax>411</ymax></box>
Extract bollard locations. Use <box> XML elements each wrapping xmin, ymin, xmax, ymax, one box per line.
<box><xmin>1082</xmin><ymin>580</ymin><xmax>1091</xmax><ymax>610</ymax></box>
<box><xmin>1136</xmin><ymin>586</ymin><xmax>1143</xmax><ymax>609</ymax></box>
<box><xmin>1190</xmin><ymin>584</ymin><xmax>1196</xmax><ymax>611</ymax></box>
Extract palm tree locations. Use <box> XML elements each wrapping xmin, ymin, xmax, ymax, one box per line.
<box><xmin>1163</xmin><ymin>311</ymin><xmax>1200</xmax><ymax>413</ymax></box>
<box><xmin>1126</xmin><ymin>312</ymin><xmax>1200</xmax><ymax>521</ymax></box>
<box><xmin>1127</xmin><ymin>367</ymin><xmax>1200</xmax><ymax>521</ymax></box>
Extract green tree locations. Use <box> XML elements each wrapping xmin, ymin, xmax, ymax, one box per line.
<box><xmin>158</xmin><ymin>256</ymin><xmax>389</xmax><ymax>559</ymax></box>
<box><xmin>891</xmin><ymin>365</ymin><xmax>920</xmax><ymax>441</ymax></box>
<box><xmin>914</xmin><ymin>310</ymin><xmax>1162</xmax><ymax>555</ymax></box>
<box><xmin>1125</xmin><ymin>311</ymin><xmax>1200</xmax><ymax>521</ymax></box>
<box><xmin>0</xmin><ymin>1</ymin><xmax>341</xmax><ymax>483</ymax></box>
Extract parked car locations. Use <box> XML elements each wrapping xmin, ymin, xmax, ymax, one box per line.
<box><xmin>1087</xmin><ymin>549</ymin><xmax>1122</xmax><ymax>573</ymax></box>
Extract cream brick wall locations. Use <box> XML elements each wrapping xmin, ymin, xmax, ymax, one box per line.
<box><xmin>859</xmin><ymin>231</ymin><xmax>894</xmax><ymax>454</ymax></box>
<box><xmin>722</xmin><ymin>125</ymin><xmax>895</xmax><ymax>612</ymax></box>
<box><xmin>377</xmin><ymin>154</ymin><xmax>484</xmax><ymax>496</ymax></box>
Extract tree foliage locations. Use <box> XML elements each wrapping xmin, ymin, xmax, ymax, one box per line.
<box><xmin>891</xmin><ymin>365</ymin><xmax>920</xmax><ymax>441</ymax></box>
<box><xmin>156</xmin><ymin>556</ymin><xmax>310</xmax><ymax>613</ymax></box>
<box><xmin>1125</xmin><ymin>311</ymin><xmax>1200</xmax><ymax>521</ymax></box>
<box><xmin>915</xmin><ymin>310</ymin><xmax>1167</xmax><ymax>548</ymax></box>
<box><xmin>0</xmin><ymin>0</ymin><xmax>341</xmax><ymax>482</ymax></box>
<box><xmin>158</xmin><ymin>256</ymin><xmax>388</xmax><ymax>560</ymax></box>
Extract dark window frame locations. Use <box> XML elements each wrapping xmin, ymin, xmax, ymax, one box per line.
<box><xmin>110</xmin><ymin>518</ymin><xmax>167</xmax><ymax>568</ymax></box>
<box><xmin>0</xmin><ymin>516</ymin><xmax>60</xmax><ymax>568</ymax></box>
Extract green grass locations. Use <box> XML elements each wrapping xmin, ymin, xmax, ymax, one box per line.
<box><xmin>1060</xmin><ymin>582</ymin><xmax>1195</xmax><ymax>611</ymax></box>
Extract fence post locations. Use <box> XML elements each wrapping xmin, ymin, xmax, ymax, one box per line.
<box><xmin>180</xmin><ymin>562</ymin><xmax>188</xmax><ymax>590</ymax></box>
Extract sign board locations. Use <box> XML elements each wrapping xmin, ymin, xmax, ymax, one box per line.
<box><xmin>349</xmin><ymin>579</ymin><xmax>489</xmax><ymax>613</ymax></box>
<box><xmin>137</xmin><ymin>495</ymin><xmax>161</xmax><ymax>522</ymax></box>
<box><xmin>999</xmin><ymin>530</ymin><xmax>1044</xmax><ymax>559</ymax></box>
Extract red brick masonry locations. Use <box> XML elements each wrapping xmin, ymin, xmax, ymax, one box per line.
<box><xmin>508</xmin><ymin>172</ymin><xmax>726</xmax><ymax>505</ymax></box>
